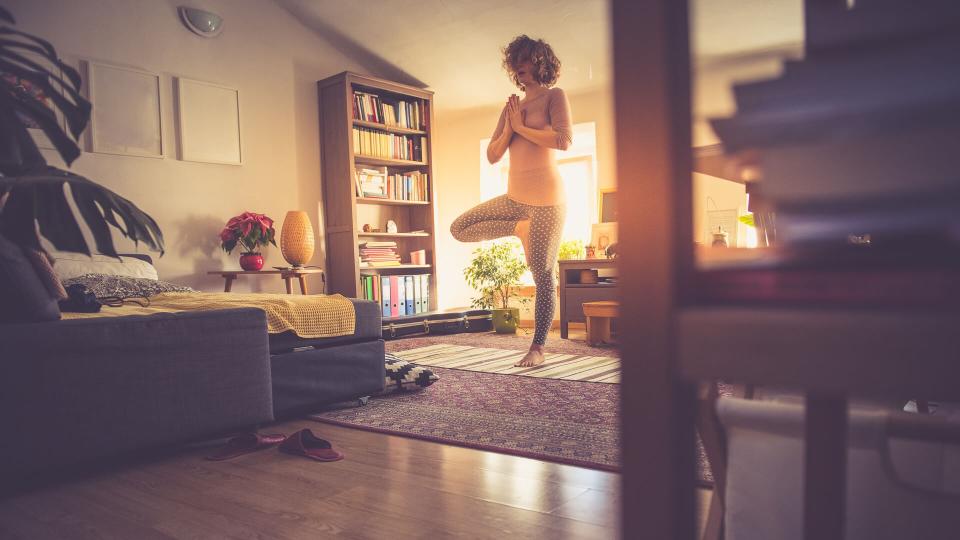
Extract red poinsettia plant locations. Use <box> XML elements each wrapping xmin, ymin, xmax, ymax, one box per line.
<box><xmin>219</xmin><ymin>211</ymin><xmax>277</xmax><ymax>254</ymax></box>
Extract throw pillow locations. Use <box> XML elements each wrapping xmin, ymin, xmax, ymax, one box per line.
<box><xmin>24</xmin><ymin>248</ymin><xmax>68</xmax><ymax>300</ymax></box>
<box><xmin>62</xmin><ymin>273</ymin><xmax>196</xmax><ymax>300</ymax></box>
<box><xmin>382</xmin><ymin>353</ymin><xmax>439</xmax><ymax>393</ymax></box>
<box><xmin>0</xmin><ymin>233</ymin><xmax>61</xmax><ymax>323</ymax></box>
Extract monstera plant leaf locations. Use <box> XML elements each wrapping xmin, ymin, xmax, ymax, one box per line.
<box><xmin>0</xmin><ymin>167</ymin><xmax>164</xmax><ymax>256</ymax></box>
<box><xmin>0</xmin><ymin>6</ymin><xmax>164</xmax><ymax>256</ymax></box>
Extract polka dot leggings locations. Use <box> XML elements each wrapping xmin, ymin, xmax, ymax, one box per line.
<box><xmin>450</xmin><ymin>195</ymin><xmax>566</xmax><ymax>346</ymax></box>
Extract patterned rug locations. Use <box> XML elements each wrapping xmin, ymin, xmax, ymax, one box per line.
<box><xmin>385</xmin><ymin>329</ymin><xmax>618</xmax><ymax>358</ymax></box>
<box><xmin>310</xmin><ymin>366</ymin><xmax>620</xmax><ymax>471</ymax></box>
<box><xmin>393</xmin><ymin>344</ymin><xmax>620</xmax><ymax>383</ymax></box>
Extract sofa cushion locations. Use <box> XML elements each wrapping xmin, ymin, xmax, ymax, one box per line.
<box><xmin>0</xmin><ymin>233</ymin><xmax>61</xmax><ymax>323</ymax></box>
<box><xmin>267</xmin><ymin>298</ymin><xmax>381</xmax><ymax>353</ymax></box>
<box><xmin>51</xmin><ymin>250</ymin><xmax>159</xmax><ymax>281</ymax></box>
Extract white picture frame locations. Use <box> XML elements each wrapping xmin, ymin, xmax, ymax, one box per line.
<box><xmin>84</xmin><ymin>60</ymin><xmax>164</xmax><ymax>158</ymax></box>
<box><xmin>591</xmin><ymin>222</ymin><xmax>618</xmax><ymax>253</ymax></box>
<box><xmin>175</xmin><ymin>77</ymin><xmax>242</xmax><ymax>165</ymax></box>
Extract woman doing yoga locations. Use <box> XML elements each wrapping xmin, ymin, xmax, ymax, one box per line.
<box><xmin>450</xmin><ymin>35</ymin><xmax>573</xmax><ymax>367</ymax></box>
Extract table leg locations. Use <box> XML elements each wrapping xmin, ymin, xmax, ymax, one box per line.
<box><xmin>560</xmin><ymin>269</ymin><xmax>569</xmax><ymax>339</ymax></box>
<box><xmin>298</xmin><ymin>275</ymin><xmax>308</xmax><ymax>295</ymax></box>
<box><xmin>283</xmin><ymin>276</ymin><xmax>293</xmax><ymax>294</ymax></box>
<box><xmin>223</xmin><ymin>276</ymin><xmax>235</xmax><ymax>293</ymax></box>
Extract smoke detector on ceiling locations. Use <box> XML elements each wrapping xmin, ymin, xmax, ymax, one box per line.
<box><xmin>178</xmin><ymin>6</ymin><xmax>224</xmax><ymax>38</ymax></box>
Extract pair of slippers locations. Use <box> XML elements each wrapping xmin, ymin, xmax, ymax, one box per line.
<box><xmin>205</xmin><ymin>428</ymin><xmax>343</xmax><ymax>462</ymax></box>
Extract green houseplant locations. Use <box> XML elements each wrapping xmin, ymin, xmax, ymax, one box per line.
<box><xmin>0</xmin><ymin>6</ymin><xmax>163</xmax><ymax>258</ymax></box>
<box><xmin>463</xmin><ymin>240</ymin><xmax>527</xmax><ymax>333</ymax></box>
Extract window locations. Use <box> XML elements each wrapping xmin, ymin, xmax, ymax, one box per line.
<box><xmin>479</xmin><ymin>122</ymin><xmax>598</xmax><ymax>244</ymax></box>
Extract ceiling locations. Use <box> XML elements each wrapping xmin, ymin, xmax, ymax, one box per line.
<box><xmin>278</xmin><ymin>0</ymin><xmax>803</xmax><ymax>111</ymax></box>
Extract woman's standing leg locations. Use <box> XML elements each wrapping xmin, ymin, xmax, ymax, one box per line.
<box><xmin>515</xmin><ymin>204</ymin><xmax>565</xmax><ymax>366</ymax></box>
<box><xmin>450</xmin><ymin>195</ymin><xmax>527</xmax><ymax>243</ymax></box>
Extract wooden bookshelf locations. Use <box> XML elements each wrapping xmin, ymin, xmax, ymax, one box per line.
<box><xmin>318</xmin><ymin>71</ymin><xmax>437</xmax><ymax>313</ymax></box>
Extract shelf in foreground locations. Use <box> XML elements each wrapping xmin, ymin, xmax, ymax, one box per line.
<box><xmin>356</xmin><ymin>197</ymin><xmax>430</xmax><ymax>206</ymax></box>
<box><xmin>677</xmin><ymin>305</ymin><xmax>960</xmax><ymax>400</ymax></box>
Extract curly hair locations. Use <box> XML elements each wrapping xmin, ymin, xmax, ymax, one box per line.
<box><xmin>502</xmin><ymin>35</ymin><xmax>561</xmax><ymax>89</ymax></box>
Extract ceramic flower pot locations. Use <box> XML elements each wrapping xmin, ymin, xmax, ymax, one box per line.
<box><xmin>492</xmin><ymin>307</ymin><xmax>519</xmax><ymax>334</ymax></box>
<box><xmin>239</xmin><ymin>252</ymin><xmax>264</xmax><ymax>271</ymax></box>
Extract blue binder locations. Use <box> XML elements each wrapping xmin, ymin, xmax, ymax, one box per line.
<box><xmin>404</xmin><ymin>276</ymin><xmax>415</xmax><ymax>315</ymax></box>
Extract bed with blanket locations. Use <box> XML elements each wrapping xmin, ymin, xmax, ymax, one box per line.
<box><xmin>54</xmin><ymin>252</ymin><xmax>386</xmax><ymax>418</ymax></box>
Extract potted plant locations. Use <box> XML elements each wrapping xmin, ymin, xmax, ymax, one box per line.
<box><xmin>463</xmin><ymin>240</ymin><xmax>527</xmax><ymax>333</ymax></box>
<box><xmin>0</xmin><ymin>7</ymin><xmax>163</xmax><ymax>260</ymax></box>
<box><xmin>219</xmin><ymin>211</ymin><xmax>277</xmax><ymax>271</ymax></box>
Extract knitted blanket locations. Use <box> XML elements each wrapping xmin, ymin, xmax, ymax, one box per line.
<box><xmin>61</xmin><ymin>292</ymin><xmax>356</xmax><ymax>338</ymax></box>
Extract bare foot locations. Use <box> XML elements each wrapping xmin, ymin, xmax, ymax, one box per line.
<box><xmin>515</xmin><ymin>219</ymin><xmax>531</xmax><ymax>266</ymax></box>
<box><xmin>515</xmin><ymin>348</ymin><xmax>545</xmax><ymax>367</ymax></box>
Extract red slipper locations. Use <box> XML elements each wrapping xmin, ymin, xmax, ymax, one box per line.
<box><xmin>205</xmin><ymin>432</ymin><xmax>287</xmax><ymax>461</ymax></box>
<box><xmin>278</xmin><ymin>429</ymin><xmax>344</xmax><ymax>462</ymax></box>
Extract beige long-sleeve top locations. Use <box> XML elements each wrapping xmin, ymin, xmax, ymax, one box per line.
<box><xmin>491</xmin><ymin>87</ymin><xmax>573</xmax><ymax>206</ymax></box>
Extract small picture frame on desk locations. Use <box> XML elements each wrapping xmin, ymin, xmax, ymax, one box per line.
<box><xmin>591</xmin><ymin>222</ymin><xmax>617</xmax><ymax>256</ymax></box>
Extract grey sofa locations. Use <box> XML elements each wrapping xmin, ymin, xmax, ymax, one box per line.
<box><xmin>0</xmin><ymin>307</ymin><xmax>275</xmax><ymax>481</ymax></box>
<box><xmin>0</xmin><ymin>254</ymin><xmax>385</xmax><ymax>482</ymax></box>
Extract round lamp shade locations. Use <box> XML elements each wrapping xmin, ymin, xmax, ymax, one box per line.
<box><xmin>280</xmin><ymin>211</ymin><xmax>315</xmax><ymax>267</ymax></box>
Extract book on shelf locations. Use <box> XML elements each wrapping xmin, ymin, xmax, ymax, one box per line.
<box><xmin>359</xmin><ymin>241</ymin><xmax>401</xmax><ymax>267</ymax></box>
<box><xmin>352</xmin><ymin>126</ymin><xmax>424</xmax><ymax>162</ymax></box>
<box><xmin>359</xmin><ymin>274</ymin><xmax>431</xmax><ymax>316</ymax></box>
<box><xmin>355</xmin><ymin>168</ymin><xmax>430</xmax><ymax>202</ymax></box>
<box><xmin>355</xmin><ymin>167</ymin><xmax>387</xmax><ymax>198</ymax></box>
<box><xmin>353</xmin><ymin>90</ymin><xmax>425</xmax><ymax>130</ymax></box>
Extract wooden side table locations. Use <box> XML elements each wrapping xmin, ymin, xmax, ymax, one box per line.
<box><xmin>207</xmin><ymin>268</ymin><xmax>326</xmax><ymax>295</ymax></box>
<box><xmin>558</xmin><ymin>258</ymin><xmax>618</xmax><ymax>339</ymax></box>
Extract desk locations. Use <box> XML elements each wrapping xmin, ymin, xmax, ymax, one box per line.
<box><xmin>208</xmin><ymin>268</ymin><xmax>325</xmax><ymax>294</ymax></box>
<box><xmin>558</xmin><ymin>258</ymin><xmax>617</xmax><ymax>339</ymax></box>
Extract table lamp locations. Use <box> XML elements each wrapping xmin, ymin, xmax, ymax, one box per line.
<box><xmin>280</xmin><ymin>211</ymin><xmax>315</xmax><ymax>267</ymax></box>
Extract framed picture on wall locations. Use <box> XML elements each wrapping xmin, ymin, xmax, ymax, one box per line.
<box><xmin>84</xmin><ymin>60</ymin><xmax>164</xmax><ymax>158</ymax></box>
<box><xmin>599</xmin><ymin>188</ymin><xmax>618</xmax><ymax>223</ymax></box>
<box><xmin>175</xmin><ymin>77</ymin><xmax>242</xmax><ymax>165</ymax></box>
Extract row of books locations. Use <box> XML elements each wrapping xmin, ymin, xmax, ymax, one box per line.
<box><xmin>354</xmin><ymin>168</ymin><xmax>429</xmax><ymax>202</ymax></box>
<box><xmin>359</xmin><ymin>241</ymin><xmax>400</xmax><ymax>267</ymax></box>
<box><xmin>353</xmin><ymin>90</ymin><xmax>426</xmax><ymax>131</ymax></box>
<box><xmin>359</xmin><ymin>274</ymin><xmax>431</xmax><ymax>317</ymax></box>
<box><xmin>353</xmin><ymin>127</ymin><xmax>424</xmax><ymax>162</ymax></box>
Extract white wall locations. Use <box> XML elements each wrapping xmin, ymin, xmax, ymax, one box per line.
<box><xmin>8</xmin><ymin>0</ymin><xmax>365</xmax><ymax>293</ymax></box>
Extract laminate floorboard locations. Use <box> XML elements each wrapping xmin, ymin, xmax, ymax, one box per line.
<box><xmin>0</xmin><ymin>419</ymin><xmax>621</xmax><ymax>539</ymax></box>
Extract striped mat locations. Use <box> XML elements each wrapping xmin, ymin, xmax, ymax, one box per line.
<box><xmin>393</xmin><ymin>343</ymin><xmax>620</xmax><ymax>383</ymax></box>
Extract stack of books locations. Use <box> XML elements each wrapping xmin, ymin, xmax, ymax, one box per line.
<box><xmin>702</xmin><ymin>1</ymin><xmax>960</xmax><ymax>306</ymax></box>
<box><xmin>353</xmin><ymin>91</ymin><xmax>426</xmax><ymax>130</ymax></box>
<box><xmin>359</xmin><ymin>241</ymin><xmax>400</xmax><ymax>267</ymax></box>
<box><xmin>352</xmin><ymin>127</ymin><xmax>424</xmax><ymax>162</ymax></box>
<box><xmin>355</xmin><ymin>167</ymin><xmax>387</xmax><ymax>198</ymax></box>
<box><xmin>359</xmin><ymin>274</ymin><xmax>431</xmax><ymax>317</ymax></box>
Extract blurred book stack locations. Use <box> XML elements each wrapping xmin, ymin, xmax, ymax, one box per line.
<box><xmin>359</xmin><ymin>241</ymin><xmax>400</xmax><ymax>268</ymax></box>
<box><xmin>701</xmin><ymin>0</ymin><xmax>960</xmax><ymax>305</ymax></box>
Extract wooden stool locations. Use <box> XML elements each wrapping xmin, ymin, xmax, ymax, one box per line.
<box><xmin>583</xmin><ymin>300</ymin><xmax>619</xmax><ymax>346</ymax></box>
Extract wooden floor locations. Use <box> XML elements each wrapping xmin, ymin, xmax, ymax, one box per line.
<box><xmin>0</xmin><ymin>418</ymin><xmax>622</xmax><ymax>539</ymax></box>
